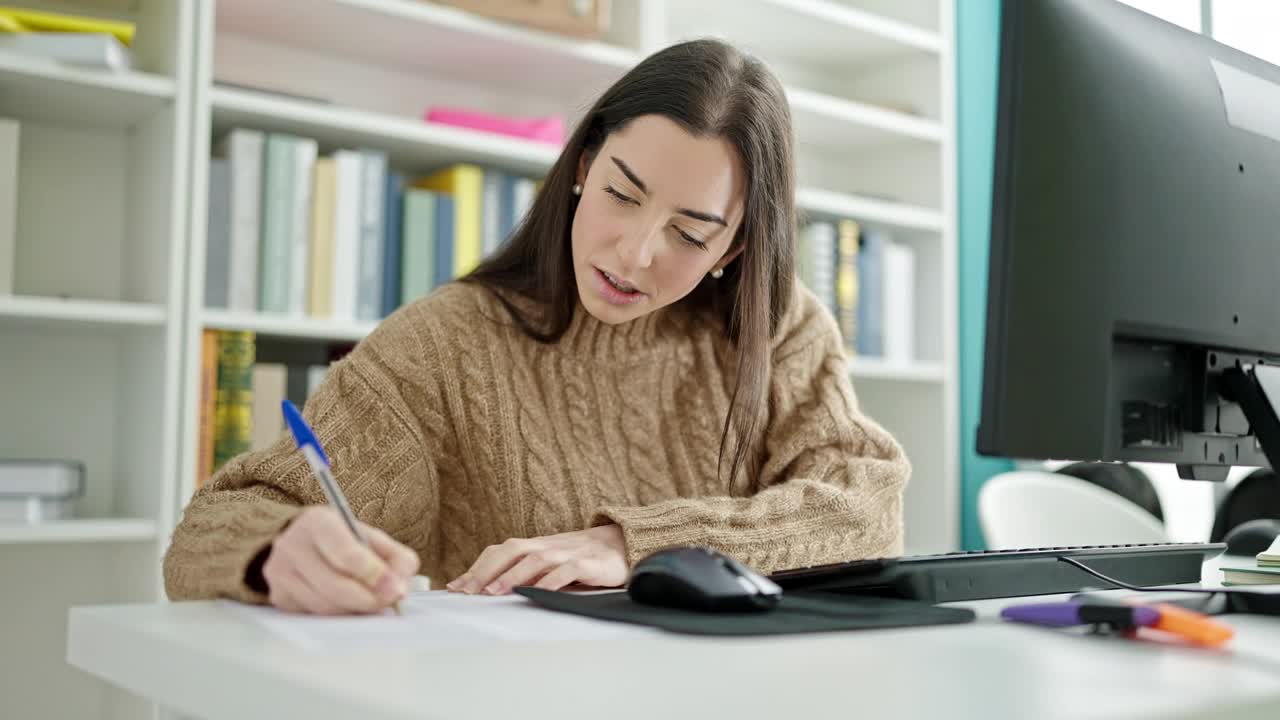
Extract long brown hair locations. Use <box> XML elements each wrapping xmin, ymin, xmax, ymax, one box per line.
<box><xmin>462</xmin><ymin>38</ymin><xmax>796</xmax><ymax>489</ymax></box>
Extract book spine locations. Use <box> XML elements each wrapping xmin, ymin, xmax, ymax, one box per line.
<box><xmin>287</xmin><ymin>138</ymin><xmax>317</xmax><ymax>315</ymax></box>
<box><xmin>513</xmin><ymin>177</ymin><xmax>537</xmax><ymax>232</ymax></box>
<box><xmin>883</xmin><ymin>241</ymin><xmax>916</xmax><ymax>363</ymax></box>
<box><xmin>401</xmin><ymin>189</ymin><xmax>436</xmax><ymax>304</ymax></box>
<box><xmin>356</xmin><ymin>150</ymin><xmax>387</xmax><ymax>321</ymax></box>
<box><xmin>212</xmin><ymin>330</ymin><xmax>255</xmax><ymax>473</ymax></box>
<box><xmin>454</xmin><ymin>167</ymin><xmax>482</xmax><ymax>277</ymax></box>
<box><xmin>195</xmin><ymin>329</ymin><xmax>219</xmax><ymax>489</ymax></box>
<box><xmin>204</xmin><ymin>158</ymin><xmax>231</xmax><ymax>309</ymax></box>
<box><xmin>498</xmin><ymin>173</ymin><xmax>518</xmax><ymax>248</ymax></box>
<box><xmin>811</xmin><ymin>222</ymin><xmax>837</xmax><ymax>319</ymax></box>
<box><xmin>381</xmin><ymin>171</ymin><xmax>405</xmax><ymax>317</ymax></box>
<box><xmin>249</xmin><ymin>364</ymin><xmax>288</xmax><ymax>452</ymax></box>
<box><xmin>258</xmin><ymin>135</ymin><xmax>295</xmax><ymax>313</ymax></box>
<box><xmin>836</xmin><ymin>219</ymin><xmax>860</xmax><ymax>351</ymax></box>
<box><xmin>434</xmin><ymin>194</ymin><xmax>455</xmax><ymax>288</ymax></box>
<box><xmin>481</xmin><ymin>170</ymin><xmax>502</xmax><ymax>257</ymax></box>
<box><xmin>331</xmin><ymin>151</ymin><xmax>362</xmax><ymax>322</ymax></box>
<box><xmin>225</xmin><ymin>129</ymin><xmax>263</xmax><ymax>313</ymax></box>
<box><xmin>857</xmin><ymin>228</ymin><xmax>886</xmax><ymax>357</ymax></box>
<box><xmin>308</xmin><ymin>157</ymin><xmax>337</xmax><ymax>317</ymax></box>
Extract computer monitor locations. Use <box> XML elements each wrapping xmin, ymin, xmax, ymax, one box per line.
<box><xmin>978</xmin><ymin>0</ymin><xmax>1280</xmax><ymax>482</ymax></box>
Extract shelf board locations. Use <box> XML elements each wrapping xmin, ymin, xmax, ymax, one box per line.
<box><xmin>667</xmin><ymin>0</ymin><xmax>940</xmax><ymax>69</ymax></box>
<box><xmin>215</xmin><ymin>0</ymin><xmax>636</xmax><ymax>105</ymax></box>
<box><xmin>0</xmin><ymin>296</ymin><xmax>167</xmax><ymax>330</ymax></box>
<box><xmin>0</xmin><ymin>518</ymin><xmax>157</xmax><ymax>544</ymax></box>
<box><xmin>849</xmin><ymin>358</ymin><xmax>946</xmax><ymax>383</ymax></box>
<box><xmin>211</xmin><ymin>86</ymin><xmax>560</xmax><ymax>176</ymax></box>
<box><xmin>203</xmin><ymin>309</ymin><xmax>377</xmax><ymax>343</ymax></box>
<box><xmin>788</xmin><ymin>87</ymin><xmax>943</xmax><ymax>151</ymax></box>
<box><xmin>0</xmin><ymin>51</ymin><xmax>174</xmax><ymax>129</ymax></box>
<box><xmin>212</xmin><ymin>83</ymin><xmax>940</xmax><ymax>177</ymax></box>
<box><xmin>796</xmin><ymin>188</ymin><xmax>942</xmax><ymax>233</ymax></box>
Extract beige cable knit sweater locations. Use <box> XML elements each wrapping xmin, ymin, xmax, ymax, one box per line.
<box><xmin>163</xmin><ymin>281</ymin><xmax>910</xmax><ymax>603</ymax></box>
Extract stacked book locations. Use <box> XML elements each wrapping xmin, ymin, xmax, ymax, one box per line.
<box><xmin>0</xmin><ymin>7</ymin><xmax>135</xmax><ymax>71</ymax></box>
<box><xmin>1220</xmin><ymin>534</ymin><xmax>1280</xmax><ymax>586</ymax></box>
<box><xmin>797</xmin><ymin>219</ymin><xmax>916</xmax><ymax>362</ymax></box>
<box><xmin>205</xmin><ymin>128</ymin><xmax>540</xmax><ymax>322</ymax></box>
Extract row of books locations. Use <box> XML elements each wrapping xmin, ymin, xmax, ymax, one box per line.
<box><xmin>197</xmin><ymin>329</ymin><xmax>352</xmax><ymax>487</ymax></box>
<box><xmin>798</xmin><ymin>219</ymin><xmax>916</xmax><ymax>362</ymax></box>
<box><xmin>205</xmin><ymin>128</ymin><xmax>540</xmax><ymax>322</ymax></box>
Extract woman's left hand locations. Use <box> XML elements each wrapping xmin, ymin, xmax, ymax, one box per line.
<box><xmin>447</xmin><ymin>524</ymin><xmax>629</xmax><ymax>595</ymax></box>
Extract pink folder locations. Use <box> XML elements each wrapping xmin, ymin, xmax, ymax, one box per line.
<box><xmin>425</xmin><ymin>107</ymin><xmax>565</xmax><ymax>145</ymax></box>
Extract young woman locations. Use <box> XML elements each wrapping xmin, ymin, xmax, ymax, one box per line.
<box><xmin>163</xmin><ymin>38</ymin><xmax>910</xmax><ymax>615</ymax></box>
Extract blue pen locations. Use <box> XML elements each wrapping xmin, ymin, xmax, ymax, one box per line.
<box><xmin>281</xmin><ymin>399</ymin><xmax>402</xmax><ymax>615</ymax></box>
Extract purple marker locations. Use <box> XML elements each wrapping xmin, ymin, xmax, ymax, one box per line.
<box><xmin>1001</xmin><ymin>600</ymin><xmax>1160</xmax><ymax>629</ymax></box>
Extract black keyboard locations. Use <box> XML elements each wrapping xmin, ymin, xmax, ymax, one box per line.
<box><xmin>767</xmin><ymin>542</ymin><xmax>1226</xmax><ymax>603</ymax></box>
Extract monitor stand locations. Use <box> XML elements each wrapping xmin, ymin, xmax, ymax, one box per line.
<box><xmin>1217</xmin><ymin>363</ymin><xmax>1280</xmax><ymax>474</ymax></box>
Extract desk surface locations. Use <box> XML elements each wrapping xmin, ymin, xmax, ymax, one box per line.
<box><xmin>68</xmin><ymin>557</ymin><xmax>1280</xmax><ymax>720</ymax></box>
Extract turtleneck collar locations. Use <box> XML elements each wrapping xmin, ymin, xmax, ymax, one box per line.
<box><xmin>557</xmin><ymin>297</ymin><xmax>687</xmax><ymax>363</ymax></box>
<box><xmin>476</xmin><ymin>285</ymin><xmax>707</xmax><ymax>364</ymax></box>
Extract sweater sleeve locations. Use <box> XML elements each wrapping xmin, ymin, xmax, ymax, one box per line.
<box><xmin>162</xmin><ymin>303</ymin><xmax>449</xmax><ymax>604</ymax></box>
<box><xmin>591</xmin><ymin>289</ymin><xmax>910</xmax><ymax>573</ymax></box>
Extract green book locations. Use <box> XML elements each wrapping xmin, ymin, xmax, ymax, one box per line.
<box><xmin>1220</xmin><ymin>563</ymin><xmax>1280</xmax><ymax>586</ymax></box>
<box><xmin>258</xmin><ymin>134</ymin><xmax>297</xmax><ymax>313</ymax></box>
<box><xmin>401</xmin><ymin>188</ymin><xmax>436</xmax><ymax>305</ymax></box>
<box><xmin>213</xmin><ymin>330</ymin><xmax>256</xmax><ymax>473</ymax></box>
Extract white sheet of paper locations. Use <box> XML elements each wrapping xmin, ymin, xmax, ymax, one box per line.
<box><xmin>223</xmin><ymin>590</ymin><xmax>659</xmax><ymax>652</ymax></box>
<box><xmin>1258</xmin><ymin>533</ymin><xmax>1280</xmax><ymax>562</ymax></box>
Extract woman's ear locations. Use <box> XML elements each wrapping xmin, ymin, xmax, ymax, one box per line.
<box><xmin>711</xmin><ymin>244</ymin><xmax>745</xmax><ymax>274</ymax></box>
<box><xmin>576</xmin><ymin>151</ymin><xmax>590</xmax><ymax>187</ymax></box>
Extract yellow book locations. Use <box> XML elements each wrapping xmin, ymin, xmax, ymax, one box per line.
<box><xmin>195</xmin><ymin>330</ymin><xmax>219</xmax><ymax>490</ymax></box>
<box><xmin>308</xmin><ymin>157</ymin><xmax>337</xmax><ymax>317</ymax></box>
<box><xmin>835</xmin><ymin>219</ymin><xmax>860</xmax><ymax>351</ymax></box>
<box><xmin>0</xmin><ymin>7</ymin><xmax>135</xmax><ymax>46</ymax></box>
<box><xmin>415</xmin><ymin>164</ymin><xmax>483</xmax><ymax>279</ymax></box>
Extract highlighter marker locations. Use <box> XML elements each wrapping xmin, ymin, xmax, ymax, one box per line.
<box><xmin>1069</xmin><ymin>593</ymin><xmax>1234</xmax><ymax>647</ymax></box>
<box><xmin>1147</xmin><ymin>603</ymin><xmax>1234</xmax><ymax>647</ymax></box>
<box><xmin>1001</xmin><ymin>600</ymin><xmax>1159</xmax><ymax>629</ymax></box>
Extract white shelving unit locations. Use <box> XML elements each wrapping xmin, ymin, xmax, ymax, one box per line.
<box><xmin>0</xmin><ymin>2</ymin><xmax>195</xmax><ymax>719</ymax></box>
<box><xmin>0</xmin><ymin>1</ymin><xmax>957</xmax><ymax>717</ymax></box>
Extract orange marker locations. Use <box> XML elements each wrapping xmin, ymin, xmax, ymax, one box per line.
<box><xmin>1147</xmin><ymin>602</ymin><xmax>1234</xmax><ymax>648</ymax></box>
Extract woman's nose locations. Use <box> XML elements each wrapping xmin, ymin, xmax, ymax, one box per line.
<box><xmin>615</xmin><ymin>221</ymin><xmax>661</xmax><ymax>271</ymax></box>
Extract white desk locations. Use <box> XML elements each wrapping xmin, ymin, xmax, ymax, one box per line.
<box><xmin>68</xmin><ymin>558</ymin><xmax>1280</xmax><ymax>720</ymax></box>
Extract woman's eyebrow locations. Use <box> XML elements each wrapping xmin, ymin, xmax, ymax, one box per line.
<box><xmin>610</xmin><ymin>155</ymin><xmax>729</xmax><ymax>226</ymax></box>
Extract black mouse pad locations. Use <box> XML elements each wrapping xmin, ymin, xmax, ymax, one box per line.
<box><xmin>513</xmin><ymin>587</ymin><xmax>975</xmax><ymax>636</ymax></box>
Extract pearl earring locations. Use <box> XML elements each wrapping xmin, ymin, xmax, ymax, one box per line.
<box><xmin>710</xmin><ymin>268</ymin><xmax>724</xmax><ymax>279</ymax></box>
<box><xmin>572</xmin><ymin>183</ymin><xmax>582</xmax><ymax>195</ymax></box>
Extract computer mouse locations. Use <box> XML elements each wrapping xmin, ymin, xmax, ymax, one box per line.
<box><xmin>1223</xmin><ymin>518</ymin><xmax>1280</xmax><ymax>557</ymax></box>
<box><xmin>627</xmin><ymin>547</ymin><xmax>782</xmax><ymax>612</ymax></box>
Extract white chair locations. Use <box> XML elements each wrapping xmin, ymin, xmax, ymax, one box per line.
<box><xmin>979</xmin><ymin>470</ymin><xmax>1169</xmax><ymax>549</ymax></box>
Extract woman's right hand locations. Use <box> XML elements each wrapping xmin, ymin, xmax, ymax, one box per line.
<box><xmin>262</xmin><ymin>506</ymin><xmax>420</xmax><ymax>615</ymax></box>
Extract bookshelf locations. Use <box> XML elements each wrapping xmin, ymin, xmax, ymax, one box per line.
<box><xmin>0</xmin><ymin>1</ymin><xmax>194</xmax><ymax>718</ymax></box>
<box><xmin>0</xmin><ymin>1</ymin><xmax>958</xmax><ymax>717</ymax></box>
